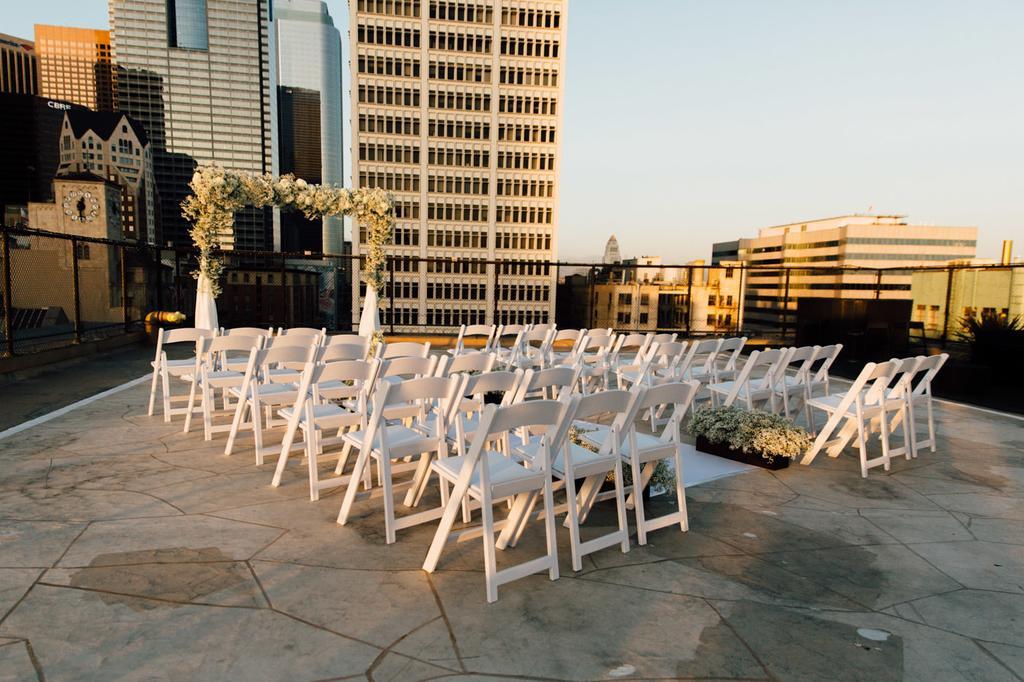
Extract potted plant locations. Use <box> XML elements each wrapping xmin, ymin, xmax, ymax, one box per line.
<box><xmin>687</xmin><ymin>405</ymin><xmax>810</xmax><ymax>470</ymax></box>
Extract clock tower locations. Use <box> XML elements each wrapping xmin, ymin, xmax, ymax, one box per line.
<box><xmin>28</xmin><ymin>172</ymin><xmax>123</xmax><ymax>240</ymax></box>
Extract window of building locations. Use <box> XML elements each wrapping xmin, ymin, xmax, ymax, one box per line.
<box><xmin>167</xmin><ymin>0</ymin><xmax>209</xmax><ymax>51</ymax></box>
<box><xmin>617</xmin><ymin>293</ymin><xmax>632</xmax><ymax>306</ymax></box>
<box><xmin>708</xmin><ymin>294</ymin><xmax>716</xmax><ymax>306</ymax></box>
<box><xmin>617</xmin><ymin>311</ymin><xmax>631</xmax><ymax>325</ymax></box>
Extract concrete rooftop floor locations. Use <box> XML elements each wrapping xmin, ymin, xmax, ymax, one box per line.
<box><xmin>0</xmin><ymin>358</ymin><xmax>1022</xmax><ymax>681</ymax></box>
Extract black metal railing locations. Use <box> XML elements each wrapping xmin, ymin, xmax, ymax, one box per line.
<box><xmin>2</xmin><ymin>224</ymin><xmax>1021</xmax><ymax>361</ymax></box>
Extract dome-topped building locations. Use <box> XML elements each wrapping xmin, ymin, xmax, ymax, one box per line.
<box><xmin>603</xmin><ymin>234</ymin><xmax>622</xmax><ymax>264</ymax></box>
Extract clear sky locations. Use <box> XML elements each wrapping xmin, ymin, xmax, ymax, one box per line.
<box><xmin>7</xmin><ymin>0</ymin><xmax>1022</xmax><ymax>262</ymax></box>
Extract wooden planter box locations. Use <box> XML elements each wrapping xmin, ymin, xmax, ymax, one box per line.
<box><xmin>695</xmin><ymin>436</ymin><xmax>791</xmax><ymax>470</ymax></box>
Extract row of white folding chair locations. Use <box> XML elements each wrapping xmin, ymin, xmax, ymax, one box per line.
<box><xmin>419</xmin><ymin>380</ymin><xmax>701</xmax><ymax>602</ymax></box>
<box><xmin>148</xmin><ymin>326</ymin><xmax>366</xmax><ymax>422</ymax></box>
<box><xmin>801</xmin><ymin>353</ymin><xmax>948</xmax><ymax>477</ymax></box>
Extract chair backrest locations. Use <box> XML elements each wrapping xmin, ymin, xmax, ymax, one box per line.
<box><xmin>278</xmin><ymin>327</ymin><xmax>326</xmax><ymax>340</ymax></box>
<box><xmin>711</xmin><ymin>336</ymin><xmax>746</xmax><ymax>373</ymax></box>
<box><xmin>202</xmin><ymin>334</ymin><xmax>261</xmax><ymax>357</ymax></box>
<box><xmin>455</xmin><ymin>324</ymin><xmax>497</xmax><ymax>353</ymax></box>
<box><xmin>327</xmin><ymin>334</ymin><xmax>371</xmax><ymax>352</ymax></box>
<box><xmin>265</xmin><ymin>334</ymin><xmax>319</xmax><ymax>350</ymax></box>
<box><xmin>726</xmin><ymin>349</ymin><xmax>787</xmax><ymax>400</ymax></box>
<box><xmin>609</xmin><ymin>332</ymin><xmax>651</xmax><ymax>366</ymax></box>
<box><xmin>681</xmin><ymin>338</ymin><xmax>722</xmax><ymax>376</ymax></box>
<box><xmin>162</xmin><ymin>327</ymin><xmax>216</xmax><ymax>345</ymax></box>
<box><xmin>316</xmin><ymin>358</ymin><xmax>381</xmax><ymax>404</ymax></box>
<box><xmin>634</xmin><ymin>380</ymin><xmax>701</xmax><ymax>444</ymax></box>
<box><xmin>461</xmin><ymin>369</ymin><xmax>523</xmax><ymax>406</ymax></box>
<box><xmin>642</xmin><ymin>340</ymin><xmax>688</xmax><ymax>377</ymax></box>
<box><xmin>441</xmin><ymin>351</ymin><xmax>496</xmax><ymax>376</ymax></box>
<box><xmin>571</xmin><ymin>388</ymin><xmax>643</xmax><ymax>454</ymax></box>
<box><xmin>371</xmin><ymin>375</ymin><xmax>464</xmax><ymax>431</ymax></box>
<box><xmin>514</xmin><ymin>365</ymin><xmax>579</xmax><ymax>402</ymax></box>
<box><xmin>778</xmin><ymin>345</ymin><xmax>820</xmax><ymax>385</ymax></box>
<box><xmin>847</xmin><ymin>359</ymin><xmax>901</xmax><ymax>408</ymax></box>
<box><xmin>522</xmin><ymin>327</ymin><xmax>553</xmax><ymax>346</ymax></box>
<box><xmin>475</xmin><ymin>400</ymin><xmax>568</xmax><ymax>455</ymax></box>
<box><xmin>887</xmin><ymin>356</ymin><xmax>925</xmax><ymax>399</ymax></box>
<box><xmin>811</xmin><ymin>344</ymin><xmax>843</xmax><ymax>382</ymax></box>
<box><xmin>222</xmin><ymin>326</ymin><xmax>273</xmax><ymax>338</ymax></box>
<box><xmin>380</xmin><ymin>354</ymin><xmax>438</xmax><ymax>380</ymax></box>
<box><xmin>319</xmin><ymin>343</ymin><xmax>368</xmax><ymax>363</ymax></box>
<box><xmin>381</xmin><ymin>341</ymin><xmax>430</xmax><ymax>359</ymax></box>
<box><xmin>909</xmin><ymin>353</ymin><xmax>948</xmax><ymax>398</ymax></box>
<box><xmin>651</xmin><ymin>333</ymin><xmax>677</xmax><ymax>345</ymax></box>
<box><xmin>498</xmin><ymin>324</ymin><xmax>528</xmax><ymax>339</ymax></box>
<box><xmin>531</xmin><ymin>323</ymin><xmax>555</xmax><ymax>334</ymax></box>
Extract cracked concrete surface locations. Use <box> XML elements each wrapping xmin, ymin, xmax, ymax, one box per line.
<box><xmin>0</xmin><ymin>376</ymin><xmax>1022</xmax><ymax>681</ymax></box>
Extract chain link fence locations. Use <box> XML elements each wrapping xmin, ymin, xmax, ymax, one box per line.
<box><xmin>3</xmin><ymin>225</ymin><xmax>1021</xmax><ymax>363</ymax></box>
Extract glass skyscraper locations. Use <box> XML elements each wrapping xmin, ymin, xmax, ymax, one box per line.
<box><xmin>273</xmin><ymin>0</ymin><xmax>344</xmax><ymax>255</ymax></box>
<box><xmin>110</xmin><ymin>0</ymin><xmax>274</xmax><ymax>250</ymax></box>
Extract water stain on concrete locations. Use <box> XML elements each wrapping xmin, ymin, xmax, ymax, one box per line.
<box><xmin>68</xmin><ymin>547</ymin><xmax>250</xmax><ymax>610</ymax></box>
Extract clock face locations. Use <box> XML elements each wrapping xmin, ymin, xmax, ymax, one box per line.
<box><xmin>62</xmin><ymin>189</ymin><xmax>100</xmax><ymax>223</ymax></box>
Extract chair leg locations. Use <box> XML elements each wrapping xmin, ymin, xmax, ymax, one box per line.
<box><xmin>381</xmin><ymin>456</ymin><xmax>397</xmax><ymax>544</ymax></box>
<box><xmin>225</xmin><ymin>394</ymin><xmax>248</xmax><ymax>456</ymax></box>
<box><xmin>632</xmin><ymin>454</ymin><xmax>649</xmax><ymax>545</ymax></box>
<box><xmin>856</xmin><ymin>416</ymin><xmax>869</xmax><ymax>478</ymax></box>
<box><xmin>147</xmin><ymin>367</ymin><xmax>159</xmax><ymax>416</ymax></box>
<box><xmin>161</xmin><ymin>367</ymin><xmax>172</xmax><ymax>422</ymax></box>
<box><xmin>337</xmin><ymin>444</ymin><xmax>374</xmax><ymax>526</ymax></box>
<box><xmin>202</xmin><ymin>382</ymin><xmax>214</xmax><ymax>441</ymax></box>
<box><xmin>674</xmin><ymin>448</ymin><xmax>689</xmax><ymax>532</ymax></box>
<box><xmin>481</xmin><ymin>493</ymin><xmax>499</xmax><ymax>603</ymax></box>
<box><xmin>251</xmin><ymin>400</ymin><xmax>265</xmax><ymax>465</ymax></box>
<box><xmin>926</xmin><ymin>397</ymin><xmax>937</xmax><ymax>452</ymax></box>
<box><xmin>307</xmin><ymin>427</ymin><xmax>320</xmax><ymax>502</ymax></box>
<box><xmin>612</xmin><ymin>460</ymin><xmax>630</xmax><ymax>554</ymax></box>
<box><xmin>542</xmin><ymin>478</ymin><xmax>559</xmax><ymax>581</ymax></box>
<box><xmin>183</xmin><ymin>377</ymin><xmax>199</xmax><ymax>433</ymax></box>
<box><xmin>563</xmin><ymin>472</ymin><xmax>583</xmax><ymax>572</ymax></box>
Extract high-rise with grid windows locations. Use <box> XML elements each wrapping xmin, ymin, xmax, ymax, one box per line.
<box><xmin>34</xmin><ymin>25</ymin><xmax>117</xmax><ymax>112</ymax></box>
<box><xmin>109</xmin><ymin>0</ymin><xmax>275</xmax><ymax>250</ymax></box>
<box><xmin>350</xmin><ymin>0</ymin><xmax>566</xmax><ymax>331</ymax></box>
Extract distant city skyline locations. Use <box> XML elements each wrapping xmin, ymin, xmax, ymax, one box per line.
<box><xmin>7</xmin><ymin>0</ymin><xmax>1021</xmax><ymax>262</ymax></box>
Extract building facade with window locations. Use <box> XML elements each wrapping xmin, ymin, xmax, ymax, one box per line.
<box><xmin>0</xmin><ymin>33</ymin><xmax>38</xmax><ymax>95</ymax></box>
<box><xmin>34</xmin><ymin>25</ymin><xmax>117</xmax><ymax>111</ymax></box>
<box><xmin>350</xmin><ymin>0</ymin><xmax>566</xmax><ymax>331</ymax></box>
<box><xmin>109</xmin><ymin>0</ymin><xmax>275</xmax><ymax>249</ymax></box>
<box><xmin>56</xmin><ymin>110</ymin><xmax>156</xmax><ymax>243</ymax></box>
<box><xmin>588</xmin><ymin>257</ymin><xmax>744</xmax><ymax>334</ymax></box>
<box><xmin>712</xmin><ymin>214</ymin><xmax>978</xmax><ymax>329</ymax></box>
<box><xmin>274</xmin><ymin>0</ymin><xmax>344</xmax><ymax>254</ymax></box>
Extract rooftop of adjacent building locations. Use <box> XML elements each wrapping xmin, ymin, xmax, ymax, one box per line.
<box><xmin>0</xmin><ymin>32</ymin><xmax>34</xmax><ymax>49</ymax></box>
<box><xmin>63</xmin><ymin>109</ymin><xmax>149</xmax><ymax>146</ymax></box>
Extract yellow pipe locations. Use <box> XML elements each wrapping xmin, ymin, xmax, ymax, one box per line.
<box><xmin>145</xmin><ymin>311</ymin><xmax>186</xmax><ymax>334</ymax></box>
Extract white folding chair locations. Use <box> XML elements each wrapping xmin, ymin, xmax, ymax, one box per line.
<box><xmin>181</xmin><ymin>335</ymin><xmax>262</xmax><ymax>439</ymax></box>
<box><xmin>617</xmin><ymin>341</ymin><xmax>687</xmax><ymax>389</ymax></box>
<box><xmin>574</xmin><ymin>331</ymin><xmax>618</xmax><ymax>393</ymax></box>
<box><xmin>448</xmin><ymin>369</ymin><xmax>526</xmax><ymax>451</ymax></box>
<box><xmin>273</xmin><ymin>358</ymin><xmax>381</xmax><ymax>499</ymax></box>
<box><xmin>710</xmin><ymin>336</ymin><xmax>747</xmax><ymax>382</ymax></box>
<box><xmin>437</xmin><ymin>351</ymin><xmax>496</xmax><ymax>378</ymax></box>
<box><xmin>494</xmin><ymin>325</ymin><xmax>528</xmax><ymax>369</ymax></box>
<box><xmin>326</xmin><ymin>333</ymin><xmax>371</xmax><ymax>356</ymax></box>
<box><xmin>802</xmin><ymin>359</ymin><xmax>907</xmax><ymax>477</ymax></box>
<box><xmin>708</xmin><ymin>348</ymin><xmax>787</xmax><ymax>412</ymax></box>
<box><xmin>607</xmin><ymin>332</ymin><xmax>652</xmax><ymax>373</ymax></box>
<box><xmin>900</xmin><ymin>353</ymin><xmax>948</xmax><ymax>455</ymax></box>
<box><xmin>518</xmin><ymin>389</ymin><xmax>643</xmax><ymax>570</ymax></box>
<box><xmin>513</xmin><ymin>326</ymin><xmax>555</xmax><ymax>369</ymax></box>
<box><xmin>221</xmin><ymin>326</ymin><xmax>274</xmax><ymax>338</ymax></box>
<box><xmin>580</xmin><ymin>381</ymin><xmax>700</xmax><ymax>546</ymax></box>
<box><xmin>423</xmin><ymin>399</ymin><xmax>573</xmax><ymax>602</ymax></box>
<box><xmin>224</xmin><ymin>344</ymin><xmax>318</xmax><ymax>461</ymax></box>
<box><xmin>336</xmin><ymin>374</ymin><xmax>464</xmax><ymax>544</ymax></box>
<box><xmin>277</xmin><ymin>326</ymin><xmax>327</xmax><ymax>340</ymax></box>
<box><xmin>807</xmin><ymin>343</ymin><xmax>843</xmax><ymax>397</ymax></box>
<box><xmin>513</xmin><ymin>366</ymin><xmax>580</xmax><ymax>403</ymax></box>
<box><xmin>771</xmin><ymin>345</ymin><xmax>821</xmax><ymax>423</ymax></box>
<box><xmin>679</xmin><ymin>338</ymin><xmax>724</xmax><ymax>382</ymax></box>
<box><xmin>546</xmin><ymin>328</ymin><xmax>587</xmax><ymax>367</ymax></box>
<box><xmin>147</xmin><ymin>327</ymin><xmax>215</xmax><ymax>421</ymax></box>
<box><xmin>380</xmin><ymin>341</ymin><xmax>431</xmax><ymax>359</ymax></box>
<box><xmin>450</xmin><ymin>324</ymin><xmax>498</xmax><ymax>355</ymax></box>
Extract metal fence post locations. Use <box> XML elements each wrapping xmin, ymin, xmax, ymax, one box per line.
<box><xmin>685</xmin><ymin>266</ymin><xmax>693</xmax><ymax>336</ymax></box>
<box><xmin>1</xmin><ymin>226</ymin><xmax>14</xmax><ymax>357</ymax></box>
<box><xmin>387</xmin><ymin>253</ymin><xmax>395</xmax><ymax>333</ymax></box>
<box><xmin>587</xmin><ymin>266</ymin><xmax>595</xmax><ymax>330</ymax></box>
<box><xmin>875</xmin><ymin>269</ymin><xmax>883</xmax><ymax>300</ymax></box>
<box><xmin>71</xmin><ymin>238</ymin><xmax>82</xmax><ymax>343</ymax></box>
<box><xmin>941</xmin><ymin>267</ymin><xmax>954</xmax><ymax>347</ymax></box>
<box><xmin>120</xmin><ymin>245</ymin><xmax>130</xmax><ymax>332</ymax></box>
<box><xmin>780</xmin><ymin>268</ymin><xmax>791</xmax><ymax>343</ymax></box>
<box><xmin>173</xmin><ymin>248</ymin><xmax>182</xmax><ymax>311</ymax></box>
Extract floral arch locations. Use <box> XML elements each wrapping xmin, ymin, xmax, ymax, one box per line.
<box><xmin>182</xmin><ymin>164</ymin><xmax>395</xmax><ymax>334</ymax></box>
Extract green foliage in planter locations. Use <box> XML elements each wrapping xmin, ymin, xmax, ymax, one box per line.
<box><xmin>957</xmin><ymin>315</ymin><xmax>1024</xmax><ymax>379</ymax></box>
<box><xmin>687</xmin><ymin>405</ymin><xmax>811</xmax><ymax>462</ymax></box>
<box><xmin>568</xmin><ymin>425</ymin><xmax>675</xmax><ymax>493</ymax></box>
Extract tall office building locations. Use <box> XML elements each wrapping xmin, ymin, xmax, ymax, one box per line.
<box><xmin>109</xmin><ymin>0</ymin><xmax>275</xmax><ymax>249</ymax></box>
<box><xmin>34</xmin><ymin>25</ymin><xmax>117</xmax><ymax>111</ymax></box>
<box><xmin>274</xmin><ymin>0</ymin><xmax>344</xmax><ymax>254</ymax></box>
<box><xmin>602</xmin><ymin>234</ymin><xmax>621</xmax><ymax>264</ymax></box>
<box><xmin>712</xmin><ymin>214</ymin><xmax>978</xmax><ymax>329</ymax></box>
<box><xmin>350</xmin><ymin>0</ymin><xmax>567</xmax><ymax>330</ymax></box>
<box><xmin>0</xmin><ymin>33</ymin><xmax>38</xmax><ymax>95</ymax></box>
